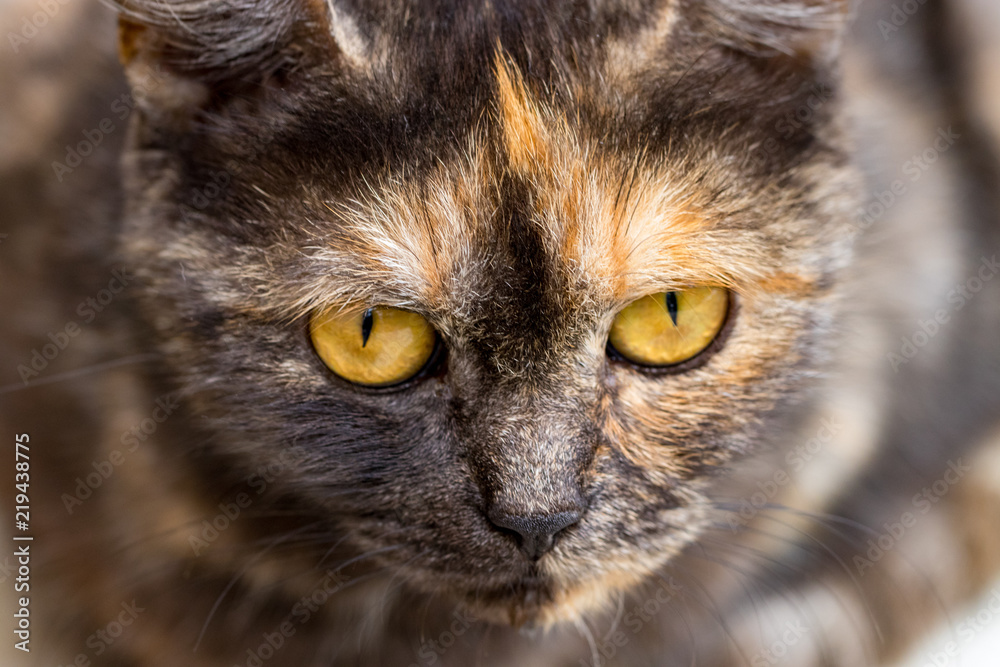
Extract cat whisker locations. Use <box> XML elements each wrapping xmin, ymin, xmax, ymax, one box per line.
<box><xmin>655</xmin><ymin>566</ymin><xmax>757</xmax><ymax>667</ymax></box>
<box><xmin>686</xmin><ymin>537</ymin><xmax>858</xmax><ymax>666</ymax></box>
<box><xmin>193</xmin><ymin>520</ymin><xmax>327</xmax><ymax>652</ymax></box>
<box><xmin>572</xmin><ymin>615</ymin><xmax>601</xmax><ymax>667</ymax></box>
<box><xmin>709</xmin><ymin>499</ymin><xmax>881</xmax><ymax>540</ymax></box>
<box><xmin>599</xmin><ymin>590</ymin><xmax>626</xmax><ymax>650</ymax></box>
<box><xmin>702</xmin><ymin>504</ymin><xmax>893</xmax><ymax>647</ymax></box>
<box><xmin>474</xmin><ymin>621</ymin><xmax>494</xmax><ymax>667</ymax></box>
<box><xmin>0</xmin><ymin>353</ymin><xmax>162</xmax><ymax>395</ymax></box>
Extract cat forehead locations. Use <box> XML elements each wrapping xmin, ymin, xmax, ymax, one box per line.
<box><xmin>282</xmin><ymin>55</ymin><xmax>812</xmax><ymax>320</ymax></box>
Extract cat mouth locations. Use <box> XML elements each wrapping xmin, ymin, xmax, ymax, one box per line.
<box><xmin>440</xmin><ymin>550</ymin><xmax>666</xmax><ymax>628</ymax></box>
<box><xmin>447</xmin><ymin>559</ymin><xmax>629</xmax><ymax>628</ymax></box>
<box><xmin>455</xmin><ymin>575</ymin><xmax>558</xmax><ymax>626</ymax></box>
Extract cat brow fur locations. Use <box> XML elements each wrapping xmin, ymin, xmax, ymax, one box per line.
<box><xmin>233</xmin><ymin>52</ymin><xmax>840</xmax><ymax>328</ymax></box>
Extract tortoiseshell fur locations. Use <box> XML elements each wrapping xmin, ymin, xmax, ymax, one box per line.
<box><xmin>1</xmin><ymin>0</ymin><xmax>999</xmax><ymax>666</ymax></box>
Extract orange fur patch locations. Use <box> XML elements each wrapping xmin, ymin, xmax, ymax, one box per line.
<box><xmin>494</xmin><ymin>50</ymin><xmax>553</xmax><ymax>176</ymax></box>
<box><xmin>490</xmin><ymin>51</ymin><xmax>779</xmax><ymax>308</ymax></box>
<box><xmin>757</xmin><ymin>270</ymin><xmax>817</xmax><ymax>297</ymax></box>
<box><xmin>268</xmin><ymin>53</ymin><xmax>799</xmax><ymax>330</ymax></box>
<box><xmin>117</xmin><ymin>18</ymin><xmax>146</xmax><ymax>66</ymax></box>
<box><xmin>239</xmin><ymin>54</ymin><xmax>821</xmax><ymax>482</ymax></box>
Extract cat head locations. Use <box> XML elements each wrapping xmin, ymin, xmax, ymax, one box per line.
<box><xmin>116</xmin><ymin>0</ymin><xmax>857</xmax><ymax>625</ymax></box>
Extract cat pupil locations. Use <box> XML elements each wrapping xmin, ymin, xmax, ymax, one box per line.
<box><xmin>665</xmin><ymin>292</ymin><xmax>679</xmax><ymax>326</ymax></box>
<box><xmin>361</xmin><ymin>308</ymin><xmax>374</xmax><ymax>347</ymax></box>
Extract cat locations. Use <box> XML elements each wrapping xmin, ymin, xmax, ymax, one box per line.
<box><xmin>1</xmin><ymin>0</ymin><xmax>999</xmax><ymax>665</ymax></box>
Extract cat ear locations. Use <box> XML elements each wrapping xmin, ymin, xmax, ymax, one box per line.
<box><xmin>700</xmin><ymin>0</ymin><xmax>852</xmax><ymax>63</ymax></box>
<box><xmin>115</xmin><ymin>0</ymin><xmax>368</xmax><ymax>114</ymax></box>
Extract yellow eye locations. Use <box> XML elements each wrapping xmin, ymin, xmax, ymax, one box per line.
<box><xmin>309</xmin><ymin>306</ymin><xmax>438</xmax><ymax>387</ymax></box>
<box><xmin>608</xmin><ymin>287</ymin><xmax>729</xmax><ymax>367</ymax></box>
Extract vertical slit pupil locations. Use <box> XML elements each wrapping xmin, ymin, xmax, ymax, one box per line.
<box><xmin>665</xmin><ymin>292</ymin><xmax>679</xmax><ymax>326</ymax></box>
<box><xmin>361</xmin><ymin>308</ymin><xmax>374</xmax><ymax>347</ymax></box>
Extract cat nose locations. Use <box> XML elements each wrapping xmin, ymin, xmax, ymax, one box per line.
<box><xmin>486</xmin><ymin>508</ymin><xmax>582</xmax><ymax>560</ymax></box>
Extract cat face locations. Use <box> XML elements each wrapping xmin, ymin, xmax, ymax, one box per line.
<box><xmin>118</xmin><ymin>0</ymin><xmax>856</xmax><ymax>624</ymax></box>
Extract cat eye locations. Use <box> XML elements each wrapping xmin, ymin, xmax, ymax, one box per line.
<box><xmin>309</xmin><ymin>306</ymin><xmax>438</xmax><ymax>387</ymax></box>
<box><xmin>607</xmin><ymin>287</ymin><xmax>729</xmax><ymax>368</ymax></box>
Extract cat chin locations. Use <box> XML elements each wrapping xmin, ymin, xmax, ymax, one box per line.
<box><xmin>360</xmin><ymin>516</ymin><xmax>694</xmax><ymax>627</ymax></box>
<box><xmin>535</xmin><ymin>564</ymin><xmax>663</xmax><ymax>627</ymax></box>
<box><xmin>443</xmin><ymin>559</ymin><xmax>664</xmax><ymax>628</ymax></box>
